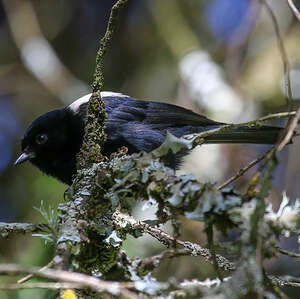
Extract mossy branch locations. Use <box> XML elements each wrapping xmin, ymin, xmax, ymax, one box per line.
<box><xmin>51</xmin><ymin>0</ymin><xmax>130</xmax><ymax>282</ymax></box>
<box><xmin>92</xmin><ymin>0</ymin><xmax>129</xmax><ymax>93</ymax></box>
<box><xmin>0</xmin><ymin>222</ymin><xmax>50</xmax><ymax>238</ymax></box>
<box><xmin>77</xmin><ymin>0</ymin><xmax>129</xmax><ymax>169</ymax></box>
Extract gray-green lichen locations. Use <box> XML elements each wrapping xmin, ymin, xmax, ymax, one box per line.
<box><xmin>0</xmin><ymin>222</ymin><xmax>50</xmax><ymax>239</ymax></box>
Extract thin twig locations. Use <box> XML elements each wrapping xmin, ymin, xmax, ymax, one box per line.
<box><xmin>254</xmin><ymin>111</ymin><xmax>296</xmax><ymax>122</ymax></box>
<box><xmin>135</xmin><ymin>249</ymin><xmax>190</xmax><ymax>274</ymax></box>
<box><xmin>113</xmin><ymin>211</ymin><xmax>236</xmax><ymax>272</ymax></box>
<box><xmin>18</xmin><ymin>261</ymin><xmax>54</xmax><ymax>284</ymax></box>
<box><xmin>246</xmin><ymin>146</ymin><xmax>276</xmax><ymax>193</ymax></box>
<box><xmin>255</xmin><ymin>1</ymin><xmax>296</xmax><ymax>185</ymax></box>
<box><xmin>217</xmin><ymin>147</ymin><xmax>274</xmax><ymax>190</ymax></box>
<box><xmin>260</xmin><ymin>0</ymin><xmax>293</xmax><ymax>106</ymax></box>
<box><xmin>143</xmin><ymin>225</ymin><xmax>236</xmax><ymax>271</ymax></box>
<box><xmin>0</xmin><ymin>282</ymin><xmax>82</xmax><ymax>291</ymax></box>
<box><xmin>278</xmin><ymin>107</ymin><xmax>300</xmax><ymax>151</ymax></box>
<box><xmin>0</xmin><ymin>264</ymin><xmax>136</xmax><ymax>297</ymax></box>
<box><xmin>242</xmin><ymin>0</ymin><xmax>298</xmax><ymax>191</ymax></box>
<box><xmin>287</xmin><ymin>0</ymin><xmax>300</xmax><ymax>21</ymax></box>
<box><xmin>246</xmin><ymin>107</ymin><xmax>299</xmax><ymax>193</ymax></box>
<box><xmin>184</xmin><ymin>111</ymin><xmax>297</xmax><ymax>144</ymax></box>
<box><xmin>276</xmin><ymin>246</ymin><xmax>300</xmax><ymax>258</ymax></box>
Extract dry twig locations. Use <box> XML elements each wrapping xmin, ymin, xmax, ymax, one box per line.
<box><xmin>278</xmin><ymin>107</ymin><xmax>300</xmax><ymax>151</ymax></box>
<box><xmin>135</xmin><ymin>249</ymin><xmax>191</xmax><ymax>273</ymax></box>
<box><xmin>217</xmin><ymin>147</ymin><xmax>274</xmax><ymax>190</ymax></box>
<box><xmin>287</xmin><ymin>0</ymin><xmax>300</xmax><ymax>21</ymax></box>
<box><xmin>0</xmin><ymin>264</ymin><xmax>136</xmax><ymax>297</ymax></box>
<box><xmin>0</xmin><ymin>282</ymin><xmax>82</xmax><ymax>291</ymax></box>
<box><xmin>113</xmin><ymin>211</ymin><xmax>236</xmax><ymax>272</ymax></box>
<box><xmin>260</xmin><ymin>0</ymin><xmax>293</xmax><ymax>106</ymax></box>
<box><xmin>18</xmin><ymin>261</ymin><xmax>54</xmax><ymax>284</ymax></box>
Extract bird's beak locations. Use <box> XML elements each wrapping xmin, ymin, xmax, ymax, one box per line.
<box><xmin>14</xmin><ymin>150</ymin><xmax>36</xmax><ymax>166</ymax></box>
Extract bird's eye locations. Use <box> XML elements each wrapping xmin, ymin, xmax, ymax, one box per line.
<box><xmin>35</xmin><ymin>134</ymin><xmax>48</xmax><ymax>145</ymax></box>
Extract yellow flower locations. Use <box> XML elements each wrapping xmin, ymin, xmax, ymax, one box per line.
<box><xmin>61</xmin><ymin>289</ymin><xmax>77</xmax><ymax>299</ymax></box>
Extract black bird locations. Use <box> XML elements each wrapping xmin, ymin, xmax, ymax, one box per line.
<box><xmin>15</xmin><ymin>92</ymin><xmax>283</xmax><ymax>185</ymax></box>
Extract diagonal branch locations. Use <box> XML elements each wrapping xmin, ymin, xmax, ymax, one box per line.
<box><xmin>278</xmin><ymin>107</ymin><xmax>300</xmax><ymax>151</ymax></box>
<box><xmin>113</xmin><ymin>211</ymin><xmax>236</xmax><ymax>272</ymax></box>
<box><xmin>217</xmin><ymin>147</ymin><xmax>274</xmax><ymax>190</ymax></box>
<box><xmin>287</xmin><ymin>0</ymin><xmax>300</xmax><ymax>21</ymax></box>
<box><xmin>260</xmin><ymin>0</ymin><xmax>293</xmax><ymax>107</ymax></box>
<box><xmin>134</xmin><ymin>249</ymin><xmax>191</xmax><ymax>275</ymax></box>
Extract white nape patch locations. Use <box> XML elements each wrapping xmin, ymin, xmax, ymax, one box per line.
<box><xmin>68</xmin><ymin>93</ymin><xmax>92</xmax><ymax>112</ymax></box>
<box><xmin>101</xmin><ymin>91</ymin><xmax>128</xmax><ymax>98</ymax></box>
<box><xmin>68</xmin><ymin>91</ymin><xmax>129</xmax><ymax>113</ymax></box>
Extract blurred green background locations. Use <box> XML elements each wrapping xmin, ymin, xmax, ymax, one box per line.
<box><xmin>0</xmin><ymin>0</ymin><xmax>299</xmax><ymax>298</ymax></box>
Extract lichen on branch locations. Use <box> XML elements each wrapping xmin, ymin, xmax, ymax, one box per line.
<box><xmin>77</xmin><ymin>0</ymin><xmax>129</xmax><ymax>169</ymax></box>
<box><xmin>53</xmin><ymin>0</ymin><xmax>130</xmax><ymax>279</ymax></box>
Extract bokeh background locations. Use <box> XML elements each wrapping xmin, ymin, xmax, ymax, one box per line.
<box><xmin>0</xmin><ymin>0</ymin><xmax>299</xmax><ymax>298</ymax></box>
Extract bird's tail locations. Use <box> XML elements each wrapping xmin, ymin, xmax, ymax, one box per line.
<box><xmin>203</xmin><ymin>125</ymin><xmax>283</xmax><ymax>145</ymax></box>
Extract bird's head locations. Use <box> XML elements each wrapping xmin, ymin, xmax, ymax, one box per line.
<box><xmin>15</xmin><ymin>108</ymin><xmax>84</xmax><ymax>184</ymax></box>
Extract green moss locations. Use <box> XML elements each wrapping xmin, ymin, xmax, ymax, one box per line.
<box><xmin>76</xmin><ymin>231</ymin><xmax>119</xmax><ymax>274</ymax></box>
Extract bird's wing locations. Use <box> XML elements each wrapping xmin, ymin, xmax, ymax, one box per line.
<box><xmin>106</xmin><ymin>96</ymin><xmax>220</xmax><ymax>126</ymax></box>
<box><xmin>69</xmin><ymin>92</ymin><xmax>220</xmax><ymax>126</ymax></box>
<box><xmin>68</xmin><ymin>93</ymin><xmax>224</xmax><ymax>154</ymax></box>
<box><xmin>102</xmin><ymin>95</ymin><xmax>222</xmax><ymax>154</ymax></box>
